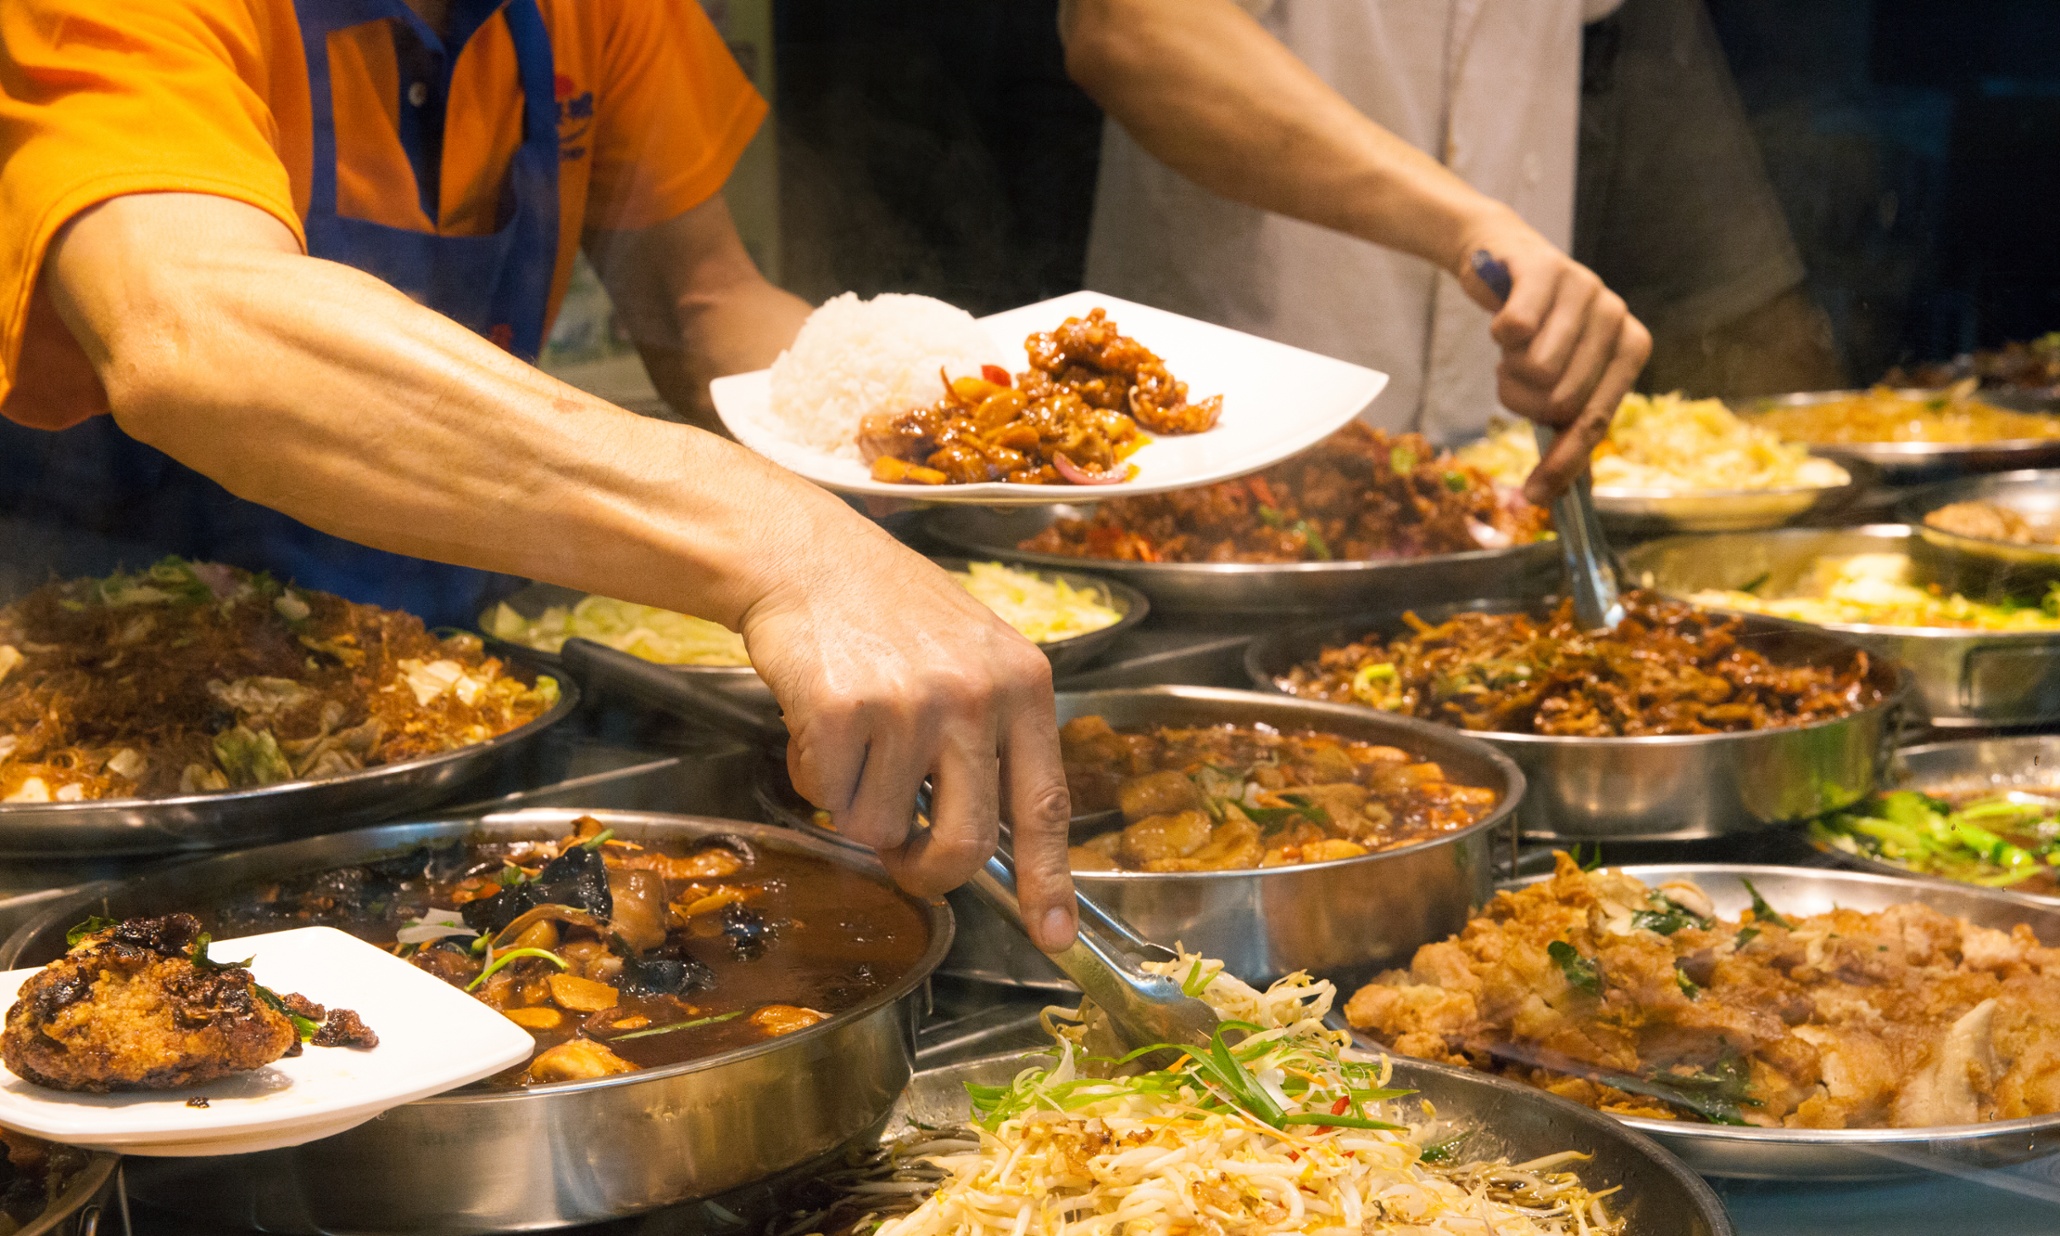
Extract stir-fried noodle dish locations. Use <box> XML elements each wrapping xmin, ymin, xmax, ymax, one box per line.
<box><xmin>784</xmin><ymin>956</ymin><xmax>1626</xmax><ymax>1236</ymax></box>
<box><xmin>0</xmin><ymin>559</ymin><xmax>559</xmax><ymax>804</ymax></box>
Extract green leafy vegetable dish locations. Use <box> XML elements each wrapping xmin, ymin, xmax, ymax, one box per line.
<box><xmin>1815</xmin><ymin>788</ymin><xmax>2060</xmax><ymax>898</ymax></box>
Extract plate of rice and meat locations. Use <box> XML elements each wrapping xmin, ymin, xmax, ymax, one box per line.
<box><xmin>712</xmin><ymin>290</ymin><xmax>1387</xmax><ymax>503</ymax></box>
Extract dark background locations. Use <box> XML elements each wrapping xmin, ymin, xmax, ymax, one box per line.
<box><xmin>771</xmin><ymin>0</ymin><xmax>2060</xmax><ymax>384</ymax></box>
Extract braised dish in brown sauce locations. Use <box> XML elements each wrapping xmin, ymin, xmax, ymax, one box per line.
<box><xmin>1020</xmin><ymin>425</ymin><xmax>1548</xmax><ymax>564</ymax></box>
<box><xmin>1276</xmin><ymin>592</ymin><xmax>1880</xmax><ymax>737</ymax></box>
<box><xmin>0</xmin><ymin>1131</ymin><xmax>90</xmax><ymax>1236</ymax></box>
<box><xmin>204</xmin><ymin>817</ymin><xmax>931</xmax><ymax>1087</ymax></box>
<box><xmin>1061</xmin><ymin>716</ymin><xmax>1499</xmax><ymax>872</ymax></box>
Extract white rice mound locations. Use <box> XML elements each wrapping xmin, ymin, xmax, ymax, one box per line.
<box><xmin>767</xmin><ymin>292</ymin><xmax>1008</xmax><ymax>458</ymax></box>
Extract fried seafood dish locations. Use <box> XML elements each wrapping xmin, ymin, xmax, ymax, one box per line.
<box><xmin>1020</xmin><ymin>424</ymin><xmax>1547</xmax><ymax>563</ymax></box>
<box><xmin>1748</xmin><ymin>382</ymin><xmax>2060</xmax><ymax>445</ymax></box>
<box><xmin>1689</xmin><ymin>552</ymin><xmax>2060</xmax><ymax>632</ymax></box>
<box><xmin>0</xmin><ymin>559</ymin><xmax>560</xmax><ymax>805</ymax></box>
<box><xmin>2</xmin><ymin>914</ymin><xmax>372</xmax><ymax>1093</ymax></box>
<box><xmin>1276</xmin><ymin>591</ymin><xmax>1881</xmax><ymax>737</ymax></box>
<box><xmin>860</xmin><ymin>308</ymin><xmax>1221</xmax><ymax>485</ymax></box>
<box><xmin>206</xmin><ymin>817</ymin><xmax>930</xmax><ymax>1087</ymax></box>
<box><xmin>1060</xmin><ymin>716</ymin><xmax>1497</xmax><ymax>872</ymax></box>
<box><xmin>1816</xmin><ymin>790</ymin><xmax>2060</xmax><ymax>899</ymax></box>
<box><xmin>0</xmin><ymin>1130</ymin><xmax>90</xmax><ymax>1236</ymax></box>
<box><xmin>1924</xmin><ymin>499</ymin><xmax>2060</xmax><ymax>546</ymax></box>
<box><xmin>793</xmin><ymin>954</ymin><xmax>1626</xmax><ymax>1236</ymax></box>
<box><xmin>1346</xmin><ymin>855</ymin><xmax>2060</xmax><ymax>1129</ymax></box>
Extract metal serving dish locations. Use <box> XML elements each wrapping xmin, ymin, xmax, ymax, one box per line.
<box><xmin>1738</xmin><ymin>388</ymin><xmax>2060</xmax><ymax>485</ymax></box>
<box><xmin>1244</xmin><ymin>599</ymin><xmax>1908</xmax><ymax>840</ymax></box>
<box><xmin>895</xmin><ymin>1050</ymin><xmax>1733</xmax><ymax>1236</ymax></box>
<box><xmin>1590</xmin><ymin>456</ymin><xmax>1876</xmax><ymax>534</ymax></box>
<box><xmin>922</xmin><ymin>504</ymin><xmax>1558</xmax><ymax>616</ymax></box>
<box><xmin>763</xmin><ymin>686</ymin><xmax>1521</xmax><ymax>992</ymax></box>
<box><xmin>1898</xmin><ymin>469</ymin><xmax>2060</xmax><ymax>593</ymax></box>
<box><xmin>1496</xmin><ymin>864</ymin><xmax>2060</xmax><ymax>1180</ymax></box>
<box><xmin>17</xmin><ymin>1153</ymin><xmax>122</xmax><ymax>1236</ymax></box>
<box><xmin>482</xmin><ymin>562</ymin><xmax>1148</xmax><ymax>704</ymax></box>
<box><xmin>0</xmin><ymin>809</ymin><xmax>953</xmax><ymax>1234</ymax></box>
<box><xmin>0</xmin><ymin>677</ymin><xmax>578</xmax><ymax>859</ymax></box>
<box><xmin>1625</xmin><ymin>524</ymin><xmax>2060</xmax><ymax>728</ymax></box>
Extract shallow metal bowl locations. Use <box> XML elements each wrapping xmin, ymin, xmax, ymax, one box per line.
<box><xmin>1244</xmin><ymin>599</ymin><xmax>1908</xmax><ymax>840</ymax></box>
<box><xmin>1898</xmin><ymin>469</ymin><xmax>2060</xmax><ymax>593</ymax></box>
<box><xmin>1589</xmin><ymin>456</ymin><xmax>1875</xmax><ymax>534</ymax></box>
<box><xmin>0</xmin><ymin>809</ymin><xmax>953</xmax><ymax>1234</ymax></box>
<box><xmin>17</xmin><ymin>1152</ymin><xmax>121</xmax><ymax>1236</ymax></box>
<box><xmin>1493</xmin><ymin>864</ymin><xmax>2060</xmax><ymax>1180</ymax></box>
<box><xmin>897</xmin><ymin>1050</ymin><xmax>1733</xmax><ymax>1235</ymax></box>
<box><xmin>1625</xmin><ymin>524</ymin><xmax>2060</xmax><ymax>728</ymax></box>
<box><xmin>1737</xmin><ymin>388</ymin><xmax>2060</xmax><ymax>485</ymax></box>
<box><xmin>922</xmin><ymin>503</ymin><xmax>1559</xmax><ymax>615</ymax></box>
<box><xmin>763</xmin><ymin>686</ymin><xmax>1522</xmax><ymax>991</ymax></box>
<box><xmin>0</xmin><ymin>673</ymin><xmax>579</xmax><ymax>859</ymax></box>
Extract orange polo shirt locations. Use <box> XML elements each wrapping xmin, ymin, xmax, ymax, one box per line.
<box><xmin>0</xmin><ymin>0</ymin><xmax>766</xmax><ymax>429</ymax></box>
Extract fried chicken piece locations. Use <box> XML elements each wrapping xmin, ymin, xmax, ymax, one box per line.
<box><xmin>310</xmin><ymin>1007</ymin><xmax>378</xmax><ymax>1049</ymax></box>
<box><xmin>1</xmin><ymin>914</ymin><xmax>296</xmax><ymax>1092</ymax></box>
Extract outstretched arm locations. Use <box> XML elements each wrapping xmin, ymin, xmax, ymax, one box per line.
<box><xmin>1060</xmin><ymin>0</ymin><xmax>1650</xmax><ymax>499</ymax></box>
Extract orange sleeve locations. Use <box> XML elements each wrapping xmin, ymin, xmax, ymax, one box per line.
<box><xmin>0</xmin><ymin>0</ymin><xmax>308</xmax><ymax>427</ymax></box>
<box><xmin>583</xmin><ymin>0</ymin><xmax>766</xmax><ymax>233</ymax></box>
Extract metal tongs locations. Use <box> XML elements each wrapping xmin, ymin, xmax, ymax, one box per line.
<box><xmin>557</xmin><ymin>637</ymin><xmax>1220</xmax><ymax>1053</ymax></box>
<box><xmin>1471</xmin><ymin>252</ymin><xmax>1625</xmax><ymax>632</ymax></box>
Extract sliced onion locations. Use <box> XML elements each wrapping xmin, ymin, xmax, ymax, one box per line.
<box><xmin>1053</xmin><ymin>454</ymin><xmax>1131</xmax><ymax>486</ymax></box>
<box><xmin>1467</xmin><ymin>518</ymin><xmax>1513</xmax><ymax>549</ymax></box>
<box><xmin>396</xmin><ymin>922</ymin><xmax>477</xmax><ymax>946</ymax></box>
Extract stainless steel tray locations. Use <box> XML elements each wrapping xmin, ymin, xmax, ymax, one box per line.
<box><xmin>1898</xmin><ymin>468</ymin><xmax>2060</xmax><ymax>591</ymax></box>
<box><xmin>761</xmin><ymin>686</ymin><xmax>1521</xmax><ymax>991</ymax></box>
<box><xmin>1</xmin><ymin>809</ymin><xmax>953</xmax><ymax>1234</ymax></box>
<box><xmin>1624</xmin><ymin>524</ymin><xmax>2060</xmax><ymax>727</ymax></box>
<box><xmin>1489</xmin><ymin>864</ymin><xmax>2060</xmax><ymax>1180</ymax></box>
<box><xmin>893</xmin><ymin>1050</ymin><xmax>1733</xmax><ymax>1235</ymax></box>
<box><xmin>1590</xmin><ymin>456</ymin><xmax>1875</xmax><ymax>534</ymax></box>
<box><xmin>1244</xmin><ymin>599</ymin><xmax>1907</xmax><ymax>840</ymax></box>
<box><xmin>1739</xmin><ymin>388</ymin><xmax>2060</xmax><ymax>485</ymax></box>
<box><xmin>18</xmin><ymin>1153</ymin><xmax>122</xmax><ymax>1236</ymax></box>
<box><xmin>922</xmin><ymin>504</ymin><xmax>1559</xmax><ymax>615</ymax></box>
<box><xmin>0</xmin><ymin>675</ymin><xmax>579</xmax><ymax>858</ymax></box>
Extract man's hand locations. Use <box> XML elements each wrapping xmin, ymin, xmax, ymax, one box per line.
<box><xmin>737</xmin><ymin>518</ymin><xmax>1078</xmax><ymax>952</ymax></box>
<box><xmin>1456</xmin><ymin>209</ymin><xmax>1653</xmax><ymax>505</ymax></box>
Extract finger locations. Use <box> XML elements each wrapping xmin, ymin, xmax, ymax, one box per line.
<box><xmin>806</xmin><ymin>699</ymin><xmax>932</xmax><ymax>853</ymax></box>
<box><xmin>786</xmin><ymin>696</ymin><xmax>873</xmax><ymax>822</ymax></box>
<box><xmin>998</xmin><ymin>667</ymin><xmax>1074</xmax><ymax>951</ymax></box>
<box><xmin>1542</xmin><ymin>292</ymin><xmax>1625</xmax><ymax>419</ymax></box>
<box><xmin>1490</xmin><ymin>261</ymin><xmax>1562</xmax><ymax>351</ymax></box>
<box><xmin>1507</xmin><ymin>270</ymin><xmax>1600</xmax><ymax>389</ymax></box>
<box><xmin>1495</xmin><ymin>367</ymin><xmax>1563</xmax><ymax>425</ymax></box>
<box><xmin>1523</xmin><ymin>323</ymin><xmax>1647</xmax><ymax>505</ymax></box>
<box><xmin>876</xmin><ymin>726</ymin><xmax>1001</xmax><ymax>899</ymax></box>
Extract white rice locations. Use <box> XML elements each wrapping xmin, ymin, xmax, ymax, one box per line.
<box><xmin>767</xmin><ymin>292</ymin><xmax>1007</xmax><ymax>458</ymax></box>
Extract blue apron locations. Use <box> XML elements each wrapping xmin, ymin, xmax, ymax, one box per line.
<box><xmin>0</xmin><ymin>0</ymin><xmax>559</xmax><ymax>628</ymax></box>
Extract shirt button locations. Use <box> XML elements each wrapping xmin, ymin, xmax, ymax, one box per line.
<box><xmin>407</xmin><ymin>81</ymin><xmax>429</xmax><ymax>107</ymax></box>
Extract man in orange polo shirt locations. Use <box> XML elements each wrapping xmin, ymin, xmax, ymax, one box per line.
<box><xmin>0</xmin><ymin>0</ymin><xmax>1078</xmax><ymax>949</ymax></box>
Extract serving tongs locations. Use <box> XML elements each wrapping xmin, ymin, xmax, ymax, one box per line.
<box><xmin>1470</xmin><ymin>252</ymin><xmax>1625</xmax><ymax>632</ymax></box>
<box><xmin>557</xmin><ymin>638</ymin><xmax>1220</xmax><ymax>1054</ymax></box>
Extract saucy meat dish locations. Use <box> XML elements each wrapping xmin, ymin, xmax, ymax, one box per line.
<box><xmin>1061</xmin><ymin>716</ymin><xmax>1498</xmax><ymax>872</ymax></box>
<box><xmin>1020</xmin><ymin>424</ymin><xmax>1547</xmax><ymax>563</ymax></box>
<box><xmin>1347</xmin><ymin>854</ymin><xmax>2060</xmax><ymax>1128</ymax></box>
<box><xmin>1886</xmin><ymin>333</ymin><xmax>2060</xmax><ymax>397</ymax></box>
<box><xmin>0</xmin><ymin>558</ymin><xmax>560</xmax><ymax>804</ymax></box>
<box><xmin>860</xmin><ymin>308</ymin><xmax>1221</xmax><ymax>485</ymax></box>
<box><xmin>0</xmin><ymin>1131</ymin><xmax>89</xmax><ymax>1236</ymax></box>
<box><xmin>206</xmin><ymin>818</ymin><xmax>931</xmax><ymax>1087</ymax></box>
<box><xmin>1277</xmin><ymin>592</ymin><xmax>1880</xmax><ymax>737</ymax></box>
<box><xmin>3</xmin><ymin>913</ymin><xmax>372</xmax><ymax>1093</ymax></box>
<box><xmin>1924</xmin><ymin>499</ymin><xmax>2060</xmax><ymax>546</ymax></box>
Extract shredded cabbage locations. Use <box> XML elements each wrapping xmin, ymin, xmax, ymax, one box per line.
<box><xmin>1689</xmin><ymin>552</ymin><xmax>2060</xmax><ymax>631</ymax></box>
<box><xmin>951</xmin><ymin>561</ymin><xmax>1123</xmax><ymax>645</ymax></box>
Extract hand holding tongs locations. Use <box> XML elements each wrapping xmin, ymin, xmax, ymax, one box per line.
<box><xmin>1471</xmin><ymin>251</ymin><xmax>1624</xmax><ymax>632</ymax></box>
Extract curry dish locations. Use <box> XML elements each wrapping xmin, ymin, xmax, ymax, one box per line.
<box><xmin>0</xmin><ymin>559</ymin><xmax>560</xmax><ymax>805</ymax></box>
<box><xmin>1020</xmin><ymin>424</ymin><xmax>1548</xmax><ymax>563</ymax></box>
<box><xmin>860</xmin><ymin>308</ymin><xmax>1221</xmax><ymax>485</ymax></box>
<box><xmin>1276</xmin><ymin>592</ymin><xmax>1880</xmax><ymax>737</ymax></box>
<box><xmin>1748</xmin><ymin>383</ymin><xmax>2060</xmax><ymax>445</ymax></box>
<box><xmin>205</xmin><ymin>817</ymin><xmax>932</xmax><ymax>1087</ymax></box>
<box><xmin>1061</xmin><ymin>716</ymin><xmax>1498</xmax><ymax>872</ymax></box>
<box><xmin>1346</xmin><ymin>854</ymin><xmax>2060</xmax><ymax>1128</ymax></box>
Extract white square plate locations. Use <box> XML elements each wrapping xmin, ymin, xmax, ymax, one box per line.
<box><xmin>0</xmin><ymin>926</ymin><xmax>533</xmax><ymax>1156</ymax></box>
<box><xmin>713</xmin><ymin>290</ymin><xmax>1389</xmax><ymax>505</ymax></box>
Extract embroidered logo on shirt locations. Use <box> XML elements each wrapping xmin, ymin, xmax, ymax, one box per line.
<box><xmin>554</xmin><ymin>73</ymin><xmax>593</xmax><ymax>161</ymax></box>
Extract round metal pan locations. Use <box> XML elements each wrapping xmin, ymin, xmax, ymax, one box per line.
<box><xmin>1589</xmin><ymin>456</ymin><xmax>1876</xmax><ymax>534</ymax></box>
<box><xmin>481</xmin><ymin>561</ymin><xmax>1149</xmax><ymax>703</ymax></box>
<box><xmin>761</xmin><ymin>685</ymin><xmax>1522</xmax><ymax>992</ymax></box>
<box><xmin>1244</xmin><ymin>599</ymin><xmax>1908</xmax><ymax>840</ymax></box>
<box><xmin>921</xmin><ymin>503</ymin><xmax>1559</xmax><ymax>616</ymax></box>
<box><xmin>0</xmin><ymin>808</ymin><xmax>953</xmax><ymax>1234</ymax></box>
<box><xmin>1624</xmin><ymin>524</ymin><xmax>2060</xmax><ymax>728</ymax></box>
<box><xmin>17</xmin><ymin>1152</ymin><xmax>121</xmax><ymax>1236</ymax></box>
<box><xmin>1808</xmin><ymin>733</ymin><xmax>2060</xmax><ymax>904</ymax></box>
<box><xmin>1483</xmin><ymin>864</ymin><xmax>2060</xmax><ymax>1180</ymax></box>
<box><xmin>0</xmin><ymin>675</ymin><xmax>578</xmax><ymax>859</ymax></box>
<box><xmin>894</xmin><ymin>1050</ymin><xmax>1733</xmax><ymax>1236</ymax></box>
<box><xmin>1898</xmin><ymin>468</ymin><xmax>2060</xmax><ymax>593</ymax></box>
<box><xmin>1737</xmin><ymin>388</ymin><xmax>2060</xmax><ymax>485</ymax></box>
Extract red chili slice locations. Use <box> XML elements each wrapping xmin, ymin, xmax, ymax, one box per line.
<box><xmin>980</xmin><ymin>364</ymin><xmax>1013</xmax><ymax>387</ymax></box>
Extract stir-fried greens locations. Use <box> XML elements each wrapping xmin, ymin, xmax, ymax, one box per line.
<box><xmin>1817</xmin><ymin>789</ymin><xmax>2060</xmax><ymax>898</ymax></box>
<box><xmin>1689</xmin><ymin>552</ymin><xmax>2060</xmax><ymax>632</ymax></box>
<box><xmin>0</xmin><ymin>559</ymin><xmax>559</xmax><ymax>804</ymax></box>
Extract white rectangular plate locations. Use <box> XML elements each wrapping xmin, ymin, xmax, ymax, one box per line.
<box><xmin>713</xmin><ymin>290</ymin><xmax>1389</xmax><ymax>505</ymax></box>
<box><xmin>0</xmin><ymin>926</ymin><xmax>533</xmax><ymax>1156</ymax></box>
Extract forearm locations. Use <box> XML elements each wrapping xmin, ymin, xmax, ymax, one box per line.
<box><xmin>45</xmin><ymin>193</ymin><xmax>858</xmax><ymax>630</ymax></box>
<box><xmin>1060</xmin><ymin>0</ymin><xmax>1510</xmax><ymax>269</ymax></box>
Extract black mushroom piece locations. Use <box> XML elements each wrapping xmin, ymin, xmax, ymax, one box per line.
<box><xmin>616</xmin><ymin>940</ymin><xmax>717</xmax><ymax>998</ymax></box>
<box><xmin>721</xmin><ymin>903</ymin><xmax>778</xmax><ymax>959</ymax></box>
<box><xmin>461</xmin><ymin>842</ymin><xmax>613</xmax><ymax>936</ymax></box>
